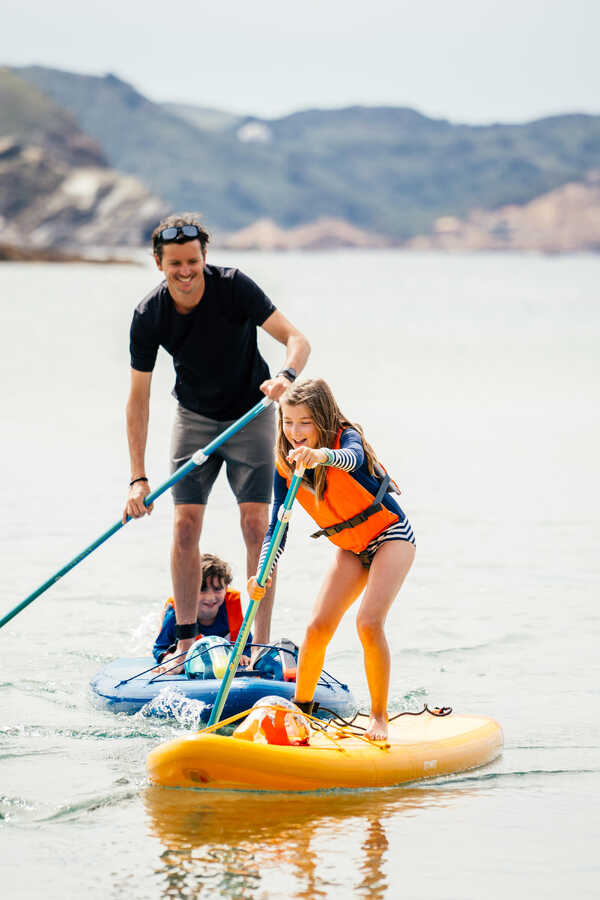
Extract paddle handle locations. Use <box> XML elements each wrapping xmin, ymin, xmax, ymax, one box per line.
<box><xmin>207</xmin><ymin>464</ymin><xmax>305</xmax><ymax>726</ymax></box>
<box><xmin>0</xmin><ymin>398</ymin><xmax>273</xmax><ymax>630</ymax></box>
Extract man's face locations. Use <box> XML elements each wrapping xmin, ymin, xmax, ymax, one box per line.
<box><xmin>197</xmin><ymin>575</ymin><xmax>227</xmax><ymax>622</ymax></box>
<box><xmin>155</xmin><ymin>239</ymin><xmax>206</xmax><ymax>309</ymax></box>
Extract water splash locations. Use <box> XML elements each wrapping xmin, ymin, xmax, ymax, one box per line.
<box><xmin>129</xmin><ymin>611</ymin><xmax>162</xmax><ymax>656</ymax></box>
<box><xmin>140</xmin><ymin>686</ymin><xmax>207</xmax><ymax>729</ymax></box>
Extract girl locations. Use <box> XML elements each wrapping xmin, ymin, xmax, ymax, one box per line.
<box><xmin>248</xmin><ymin>378</ymin><xmax>415</xmax><ymax>741</ymax></box>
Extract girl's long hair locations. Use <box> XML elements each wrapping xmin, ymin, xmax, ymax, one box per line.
<box><xmin>276</xmin><ymin>378</ymin><xmax>378</xmax><ymax>500</ymax></box>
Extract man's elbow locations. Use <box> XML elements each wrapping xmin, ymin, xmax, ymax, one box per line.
<box><xmin>292</xmin><ymin>332</ymin><xmax>311</xmax><ymax>361</ymax></box>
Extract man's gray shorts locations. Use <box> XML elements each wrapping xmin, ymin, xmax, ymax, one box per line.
<box><xmin>170</xmin><ymin>403</ymin><xmax>276</xmax><ymax>505</ymax></box>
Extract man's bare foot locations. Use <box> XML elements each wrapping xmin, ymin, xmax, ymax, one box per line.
<box><xmin>154</xmin><ymin>654</ymin><xmax>184</xmax><ymax>675</ymax></box>
<box><xmin>155</xmin><ymin>639</ymin><xmax>194</xmax><ymax>675</ymax></box>
<box><xmin>365</xmin><ymin>715</ymin><xmax>388</xmax><ymax>742</ymax></box>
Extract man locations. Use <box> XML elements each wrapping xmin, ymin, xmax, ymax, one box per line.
<box><xmin>123</xmin><ymin>213</ymin><xmax>310</xmax><ymax>671</ymax></box>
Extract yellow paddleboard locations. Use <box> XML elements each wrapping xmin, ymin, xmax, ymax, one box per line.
<box><xmin>146</xmin><ymin>712</ymin><xmax>503</xmax><ymax>792</ymax></box>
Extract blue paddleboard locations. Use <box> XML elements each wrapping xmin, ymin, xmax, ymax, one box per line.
<box><xmin>90</xmin><ymin>657</ymin><xmax>356</xmax><ymax>721</ymax></box>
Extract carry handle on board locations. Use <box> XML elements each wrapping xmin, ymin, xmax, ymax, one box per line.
<box><xmin>0</xmin><ymin>398</ymin><xmax>273</xmax><ymax>630</ymax></box>
<box><xmin>207</xmin><ymin>463</ymin><xmax>305</xmax><ymax>727</ymax></box>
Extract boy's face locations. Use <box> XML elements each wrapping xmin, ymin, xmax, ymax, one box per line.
<box><xmin>197</xmin><ymin>575</ymin><xmax>227</xmax><ymax>621</ymax></box>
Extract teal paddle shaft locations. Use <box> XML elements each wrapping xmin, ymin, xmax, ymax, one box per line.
<box><xmin>0</xmin><ymin>397</ymin><xmax>273</xmax><ymax>630</ymax></box>
<box><xmin>207</xmin><ymin>464</ymin><xmax>305</xmax><ymax>727</ymax></box>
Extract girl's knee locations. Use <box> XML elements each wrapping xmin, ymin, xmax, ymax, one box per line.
<box><xmin>356</xmin><ymin>616</ymin><xmax>385</xmax><ymax>646</ymax></box>
<box><xmin>305</xmin><ymin>618</ymin><xmax>335</xmax><ymax>646</ymax></box>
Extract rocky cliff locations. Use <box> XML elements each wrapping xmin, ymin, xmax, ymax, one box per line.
<box><xmin>0</xmin><ymin>68</ymin><xmax>164</xmax><ymax>249</ymax></box>
<box><xmin>218</xmin><ymin>217</ymin><xmax>389</xmax><ymax>250</ymax></box>
<box><xmin>406</xmin><ymin>173</ymin><xmax>600</xmax><ymax>253</ymax></box>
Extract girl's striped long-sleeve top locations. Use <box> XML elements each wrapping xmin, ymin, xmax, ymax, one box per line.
<box><xmin>258</xmin><ymin>428</ymin><xmax>404</xmax><ymax>570</ymax></box>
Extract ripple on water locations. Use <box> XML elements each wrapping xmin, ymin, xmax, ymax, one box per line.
<box><xmin>37</xmin><ymin>787</ymin><xmax>140</xmax><ymax>823</ymax></box>
<box><xmin>421</xmin><ymin>766</ymin><xmax>600</xmax><ymax>790</ymax></box>
<box><xmin>0</xmin><ymin>795</ymin><xmax>35</xmax><ymax>823</ymax></box>
<box><xmin>402</xmin><ymin>631</ymin><xmax>527</xmax><ymax>657</ymax></box>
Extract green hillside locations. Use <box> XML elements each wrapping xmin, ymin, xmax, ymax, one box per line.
<box><xmin>15</xmin><ymin>66</ymin><xmax>283</xmax><ymax>231</ymax></box>
<box><xmin>12</xmin><ymin>65</ymin><xmax>600</xmax><ymax>238</ymax></box>
<box><xmin>0</xmin><ymin>66</ymin><xmax>105</xmax><ymax>167</ymax></box>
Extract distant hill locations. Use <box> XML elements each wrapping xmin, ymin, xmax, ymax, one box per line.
<box><xmin>406</xmin><ymin>172</ymin><xmax>600</xmax><ymax>254</ymax></box>
<box><xmin>161</xmin><ymin>102</ymin><xmax>243</xmax><ymax>133</ymax></box>
<box><xmin>0</xmin><ymin>67</ymin><xmax>163</xmax><ymax>249</ymax></box>
<box><xmin>14</xmin><ymin>65</ymin><xmax>600</xmax><ymax>240</ymax></box>
<box><xmin>15</xmin><ymin>66</ymin><xmax>285</xmax><ymax>233</ymax></box>
<box><xmin>0</xmin><ymin>66</ymin><xmax>105</xmax><ymax>168</ymax></box>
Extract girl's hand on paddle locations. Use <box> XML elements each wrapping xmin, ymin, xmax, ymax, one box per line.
<box><xmin>247</xmin><ymin>575</ymin><xmax>272</xmax><ymax>601</ymax></box>
<box><xmin>122</xmin><ymin>481</ymin><xmax>153</xmax><ymax>524</ymax></box>
<box><xmin>287</xmin><ymin>447</ymin><xmax>328</xmax><ymax>469</ymax></box>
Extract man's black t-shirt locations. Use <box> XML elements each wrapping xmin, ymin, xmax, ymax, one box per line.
<box><xmin>130</xmin><ymin>265</ymin><xmax>276</xmax><ymax>420</ymax></box>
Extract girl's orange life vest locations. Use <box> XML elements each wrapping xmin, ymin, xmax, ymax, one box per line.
<box><xmin>162</xmin><ymin>590</ymin><xmax>243</xmax><ymax>642</ymax></box>
<box><xmin>276</xmin><ymin>430</ymin><xmax>399</xmax><ymax>554</ymax></box>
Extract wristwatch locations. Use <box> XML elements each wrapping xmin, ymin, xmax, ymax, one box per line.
<box><xmin>277</xmin><ymin>367</ymin><xmax>297</xmax><ymax>383</ymax></box>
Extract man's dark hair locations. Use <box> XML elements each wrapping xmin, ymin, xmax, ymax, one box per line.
<box><xmin>152</xmin><ymin>213</ymin><xmax>210</xmax><ymax>261</ymax></box>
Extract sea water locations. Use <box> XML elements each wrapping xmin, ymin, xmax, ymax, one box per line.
<box><xmin>1</xmin><ymin>250</ymin><xmax>599</xmax><ymax>899</ymax></box>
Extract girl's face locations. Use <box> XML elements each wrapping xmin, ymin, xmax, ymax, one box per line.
<box><xmin>281</xmin><ymin>401</ymin><xmax>320</xmax><ymax>450</ymax></box>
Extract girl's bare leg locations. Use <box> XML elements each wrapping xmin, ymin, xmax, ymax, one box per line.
<box><xmin>294</xmin><ymin>549</ymin><xmax>368</xmax><ymax>704</ymax></box>
<box><xmin>356</xmin><ymin>540</ymin><xmax>415</xmax><ymax>740</ymax></box>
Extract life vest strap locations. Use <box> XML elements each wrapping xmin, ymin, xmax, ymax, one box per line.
<box><xmin>310</xmin><ymin>474</ymin><xmax>391</xmax><ymax>540</ymax></box>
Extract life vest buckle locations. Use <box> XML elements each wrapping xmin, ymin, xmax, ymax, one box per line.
<box><xmin>308</xmin><ymin>474</ymin><xmax>391</xmax><ymax>542</ymax></box>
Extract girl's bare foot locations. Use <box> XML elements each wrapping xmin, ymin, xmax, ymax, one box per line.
<box><xmin>365</xmin><ymin>714</ymin><xmax>388</xmax><ymax>742</ymax></box>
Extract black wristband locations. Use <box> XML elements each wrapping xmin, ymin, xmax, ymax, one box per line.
<box><xmin>175</xmin><ymin>623</ymin><xmax>199</xmax><ymax>640</ymax></box>
<box><xmin>129</xmin><ymin>476</ymin><xmax>148</xmax><ymax>487</ymax></box>
<box><xmin>277</xmin><ymin>367</ymin><xmax>297</xmax><ymax>383</ymax></box>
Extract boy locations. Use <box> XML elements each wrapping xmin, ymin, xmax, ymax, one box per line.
<box><xmin>153</xmin><ymin>553</ymin><xmax>252</xmax><ymax>666</ymax></box>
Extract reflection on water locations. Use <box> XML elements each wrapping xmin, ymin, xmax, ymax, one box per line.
<box><xmin>143</xmin><ymin>784</ymin><xmax>482</xmax><ymax>899</ymax></box>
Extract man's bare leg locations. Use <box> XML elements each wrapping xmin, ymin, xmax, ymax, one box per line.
<box><xmin>239</xmin><ymin>502</ymin><xmax>275</xmax><ymax>654</ymax></box>
<box><xmin>160</xmin><ymin>503</ymin><xmax>206</xmax><ymax>673</ymax></box>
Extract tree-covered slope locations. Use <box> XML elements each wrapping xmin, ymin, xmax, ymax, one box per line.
<box><xmin>13</xmin><ymin>65</ymin><xmax>600</xmax><ymax>238</ymax></box>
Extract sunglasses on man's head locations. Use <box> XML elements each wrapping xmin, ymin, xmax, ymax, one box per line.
<box><xmin>158</xmin><ymin>225</ymin><xmax>201</xmax><ymax>242</ymax></box>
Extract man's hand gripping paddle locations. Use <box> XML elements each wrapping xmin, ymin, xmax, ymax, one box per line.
<box><xmin>0</xmin><ymin>398</ymin><xmax>273</xmax><ymax>630</ymax></box>
<box><xmin>207</xmin><ymin>463</ymin><xmax>305</xmax><ymax>727</ymax></box>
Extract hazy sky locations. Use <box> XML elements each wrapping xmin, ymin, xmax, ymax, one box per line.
<box><xmin>2</xmin><ymin>0</ymin><xmax>597</xmax><ymax>123</ymax></box>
